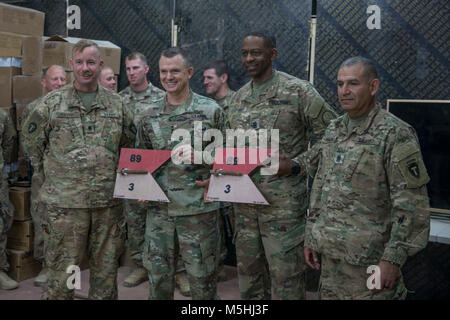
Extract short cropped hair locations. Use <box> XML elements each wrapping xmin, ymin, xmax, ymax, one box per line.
<box><xmin>72</xmin><ymin>39</ymin><xmax>101</xmax><ymax>58</ymax></box>
<box><xmin>126</xmin><ymin>52</ymin><xmax>148</xmax><ymax>66</ymax></box>
<box><xmin>339</xmin><ymin>56</ymin><xmax>378</xmax><ymax>80</ymax></box>
<box><xmin>203</xmin><ymin>60</ymin><xmax>229</xmax><ymax>78</ymax></box>
<box><xmin>245</xmin><ymin>30</ymin><xmax>276</xmax><ymax>49</ymax></box>
<box><xmin>161</xmin><ymin>47</ymin><xmax>193</xmax><ymax>68</ymax></box>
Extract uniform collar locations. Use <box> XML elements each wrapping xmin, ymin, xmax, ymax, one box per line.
<box><xmin>243</xmin><ymin>70</ymin><xmax>279</xmax><ymax>103</ymax></box>
<box><xmin>67</xmin><ymin>83</ymin><xmax>109</xmax><ymax>112</ymax></box>
<box><xmin>341</xmin><ymin>103</ymin><xmax>382</xmax><ymax>135</ymax></box>
<box><xmin>127</xmin><ymin>83</ymin><xmax>155</xmax><ymax>100</ymax></box>
<box><xmin>162</xmin><ymin>89</ymin><xmax>194</xmax><ymax>113</ymax></box>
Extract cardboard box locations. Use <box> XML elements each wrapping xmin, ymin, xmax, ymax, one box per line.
<box><xmin>21</xmin><ymin>36</ymin><xmax>42</xmax><ymax>75</ymax></box>
<box><xmin>17</xmin><ymin>156</ymin><xmax>28</xmax><ymax>180</ymax></box>
<box><xmin>7</xmin><ymin>219</ymin><xmax>34</xmax><ymax>252</ymax></box>
<box><xmin>43</xmin><ymin>36</ymin><xmax>121</xmax><ymax>74</ymax></box>
<box><xmin>43</xmin><ymin>39</ymin><xmax>73</xmax><ymax>71</ymax></box>
<box><xmin>0</xmin><ymin>3</ymin><xmax>45</xmax><ymax>37</ymax></box>
<box><xmin>0</xmin><ymin>61</ymin><xmax>21</xmax><ymax>108</ymax></box>
<box><xmin>9</xmin><ymin>186</ymin><xmax>31</xmax><ymax>221</ymax></box>
<box><xmin>13</xmin><ymin>75</ymin><xmax>43</xmax><ymax>104</ymax></box>
<box><xmin>0</xmin><ymin>31</ymin><xmax>25</xmax><ymax>57</ymax></box>
<box><xmin>7</xmin><ymin>249</ymin><xmax>42</xmax><ymax>282</ymax></box>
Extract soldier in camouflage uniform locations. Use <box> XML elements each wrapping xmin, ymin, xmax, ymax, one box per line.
<box><xmin>225</xmin><ymin>31</ymin><xmax>337</xmax><ymax>300</ymax></box>
<box><xmin>203</xmin><ymin>60</ymin><xmax>235</xmax><ymax>112</ymax></box>
<box><xmin>0</xmin><ymin>109</ymin><xmax>18</xmax><ymax>290</ymax></box>
<box><xmin>136</xmin><ymin>47</ymin><xmax>224</xmax><ymax>300</ymax></box>
<box><xmin>203</xmin><ymin>60</ymin><xmax>236</xmax><ymax>282</ymax></box>
<box><xmin>22</xmin><ymin>40</ymin><xmax>134</xmax><ymax>299</ymax></box>
<box><xmin>20</xmin><ymin>65</ymin><xmax>67</xmax><ymax>287</ymax></box>
<box><xmin>303</xmin><ymin>57</ymin><xmax>430</xmax><ymax>300</ymax></box>
<box><xmin>99</xmin><ymin>66</ymin><xmax>116</xmax><ymax>92</ymax></box>
<box><xmin>119</xmin><ymin>52</ymin><xmax>164</xmax><ymax>288</ymax></box>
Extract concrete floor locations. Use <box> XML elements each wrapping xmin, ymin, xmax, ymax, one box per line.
<box><xmin>0</xmin><ymin>265</ymin><xmax>317</xmax><ymax>300</ymax></box>
<box><xmin>0</xmin><ymin>265</ymin><xmax>239</xmax><ymax>300</ymax></box>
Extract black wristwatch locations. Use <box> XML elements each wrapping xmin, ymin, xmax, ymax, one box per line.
<box><xmin>291</xmin><ymin>161</ymin><xmax>301</xmax><ymax>175</ymax></box>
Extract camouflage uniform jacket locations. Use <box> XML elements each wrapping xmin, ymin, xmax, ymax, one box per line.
<box><xmin>215</xmin><ymin>89</ymin><xmax>235</xmax><ymax>113</ymax></box>
<box><xmin>137</xmin><ymin>90</ymin><xmax>225</xmax><ymax>216</ymax></box>
<box><xmin>21</xmin><ymin>83</ymin><xmax>135</xmax><ymax>208</ymax></box>
<box><xmin>119</xmin><ymin>82</ymin><xmax>164</xmax><ymax>129</ymax></box>
<box><xmin>0</xmin><ymin>109</ymin><xmax>16</xmax><ymax>215</ymax></box>
<box><xmin>226</xmin><ymin>70</ymin><xmax>337</xmax><ymax>213</ymax></box>
<box><xmin>304</xmin><ymin>104</ymin><xmax>430</xmax><ymax>267</ymax></box>
<box><xmin>0</xmin><ymin>109</ymin><xmax>17</xmax><ymax>172</ymax></box>
<box><xmin>21</xmin><ymin>95</ymin><xmax>45</xmax><ymax>133</ymax></box>
<box><xmin>20</xmin><ymin>96</ymin><xmax>46</xmax><ymax>189</ymax></box>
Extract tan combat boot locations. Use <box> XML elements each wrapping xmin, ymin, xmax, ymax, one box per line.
<box><xmin>34</xmin><ymin>266</ymin><xmax>49</xmax><ymax>287</ymax></box>
<box><xmin>123</xmin><ymin>267</ymin><xmax>148</xmax><ymax>287</ymax></box>
<box><xmin>175</xmin><ymin>271</ymin><xmax>191</xmax><ymax>297</ymax></box>
<box><xmin>0</xmin><ymin>270</ymin><xmax>19</xmax><ymax>290</ymax></box>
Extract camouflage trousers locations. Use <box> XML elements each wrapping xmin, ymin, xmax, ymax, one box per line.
<box><xmin>234</xmin><ymin>203</ymin><xmax>306</xmax><ymax>300</ymax></box>
<box><xmin>319</xmin><ymin>255</ymin><xmax>407</xmax><ymax>300</ymax></box>
<box><xmin>0</xmin><ymin>176</ymin><xmax>13</xmax><ymax>272</ymax></box>
<box><xmin>143</xmin><ymin>207</ymin><xmax>220</xmax><ymax>300</ymax></box>
<box><xmin>43</xmin><ymin>205</ymin><xmax>126</xmax><ymax>300</ymax></box>
<box><xmin>124</xmin><ymin>200</ymin><xmax>147</xmax><ymax>268</ymax></box>
<box><xmin>29</xmin><ymin>173</ymin><xmax>47</xmax><ymax>263</ymax></box>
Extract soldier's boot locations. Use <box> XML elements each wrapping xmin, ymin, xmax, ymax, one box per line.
<box><xmin>34</xmin><ymin>266</ymin><xmax>49</xmax><ymax>287</ymax></box>
<box><xmin>217</xmin><ymin>267</ymin><xmax>228</xmax><ymax>282</ymax></box>
<box><xmin>123</xmin><ymin>267</ymin><xmax>148</xmax><ymax>287</ymax></box>
<box><xmin>0</xmin><ymin>271</ymin><xmax>19</xmax><ymax>290</ymax></box>
<box><xmin>175</xmin><ymin>272</ymin><xmax>191</xmax><ymax>297</ymax></box>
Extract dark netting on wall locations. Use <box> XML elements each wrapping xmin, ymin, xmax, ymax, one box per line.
<box><xmin>175</xmin><ymin>0</ymin><xmax>311</xmax><ymax>94</ymax></box>
<box><xmin>32</xmin><ymin>0</ymin><xmax>311</xmax><ymax>94</ymax></box>
<box><xmin>315</xmin><ymin>0</ymin><xmax>449</xmax><ymax>113</ymax></box>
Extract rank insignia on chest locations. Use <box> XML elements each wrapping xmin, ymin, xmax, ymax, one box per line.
<box><xmin>84</xmin><ymin>121</ymin><xmax>95</xmax><ymax>134</ymax></box>
<box><xmin>334</xmin><ymin>153</ymin><xmax>344</xmax><ymax>164</ymax></box>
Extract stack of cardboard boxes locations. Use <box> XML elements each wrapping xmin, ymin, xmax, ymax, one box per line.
<box><xmin>7</xmin><ymin>187</ymin><xmax>41</xmax><ymax>281</ymax></box>
<box><xmin>0</xmin><ymin>2</ymin><xmax>123</xmax><ymax>282</ymax></box>
<box><xmin>0</xmin><ymin>2</ymin><xmax>45</xmax><ymax>282</ymax></box>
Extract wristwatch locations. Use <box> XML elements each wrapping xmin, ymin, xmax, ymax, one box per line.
<box><xmin>291</xmin><ymin>161</ymin><xmax>301</xmax><ymax>175</ymax></box>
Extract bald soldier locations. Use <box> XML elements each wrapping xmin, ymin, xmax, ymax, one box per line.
<box><xmin>303</xmin><ymin>57</ymin><xmax>430</xmax><ymax>299</ymax></box>
<box><xmin>99</xmin><ymin>66</ymin><xmax>116</xmax><ymax>92</ymax></box>
<box><xmin>20</xmin><ymin>65</ymin><xmax>67</xmax><ymax>287</ymax></box>
<box><xmin>22</xmin><ymin>40</ymin><xmax>134</xmax><ymax>299</ymax></box>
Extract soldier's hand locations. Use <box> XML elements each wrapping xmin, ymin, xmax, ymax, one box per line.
<box><xmin>195</xmin><ymin>178</ymin><xmax>213</xmax><ymax>203</ymax></box>
<box><xmin>304</xmin><ymin>247</ymin><xmax>320</xmax><ymax>270</ymax></box>
<box><xmin>375</xmin><ymin>260</ymin><xmax>400</xmax><ymax>292</ymax></box>
<box><xmin>276</xmin><ymin>155</ymin><xmax>294</xmax><ymax>176</ymax></box>
<box><xmin>137</xmin><ymin>200</ymin><xmax>149</xmax><ymax>203</ymax></box>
